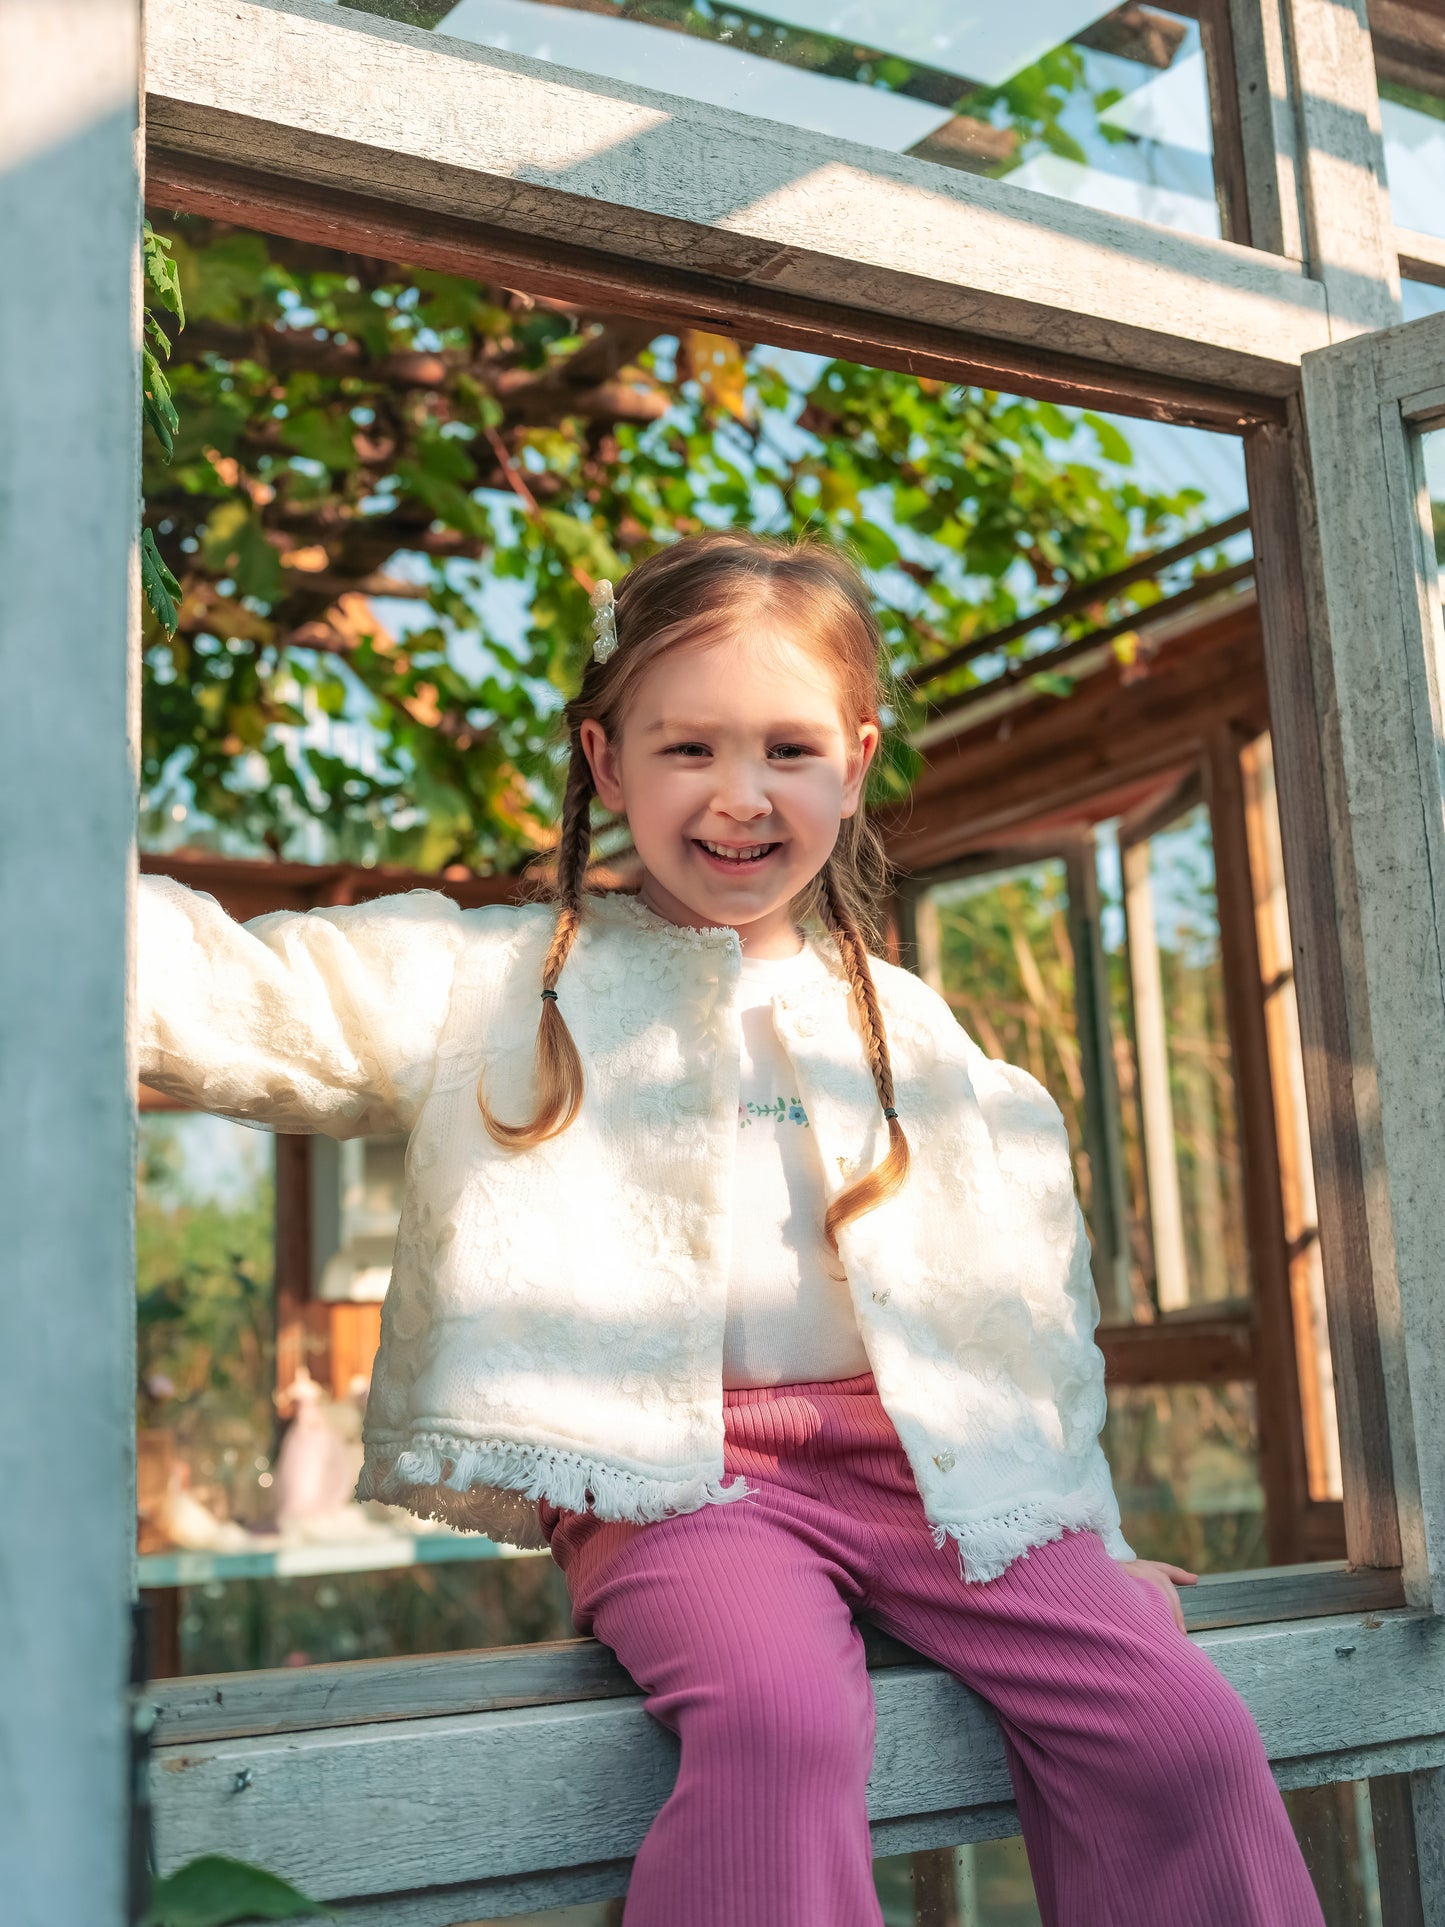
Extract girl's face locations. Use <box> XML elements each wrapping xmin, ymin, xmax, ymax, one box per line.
<box><xmin>580</xmin><ymin>626</ymin><xmax>879</xmax><ymax>954</ymax></box>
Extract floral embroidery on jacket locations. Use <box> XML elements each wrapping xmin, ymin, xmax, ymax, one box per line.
<box><xmin>738</xmin><ymin>1096</ymin><xmax>810</xmax><ymax>1128</ymax></box>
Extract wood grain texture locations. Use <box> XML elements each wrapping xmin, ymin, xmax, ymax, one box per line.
<box><xmin>1228</xmin><ymin>0</ymin><xmax>1306</xmax><ymax>260</ymax></box>
<box><xmin>1098</xmin><ymin>1314</ymin><xmax>1256</xmax><ymax>1384</ymax></box>
<box><xmin>1299</xmin><ymin>314</ymin><xmax>1445</xmax><ymax>1607</ymax></box>
<box><xmin>1207</xmin><ymin>727</ymin><xmax>1312</xmax><ymax>1562</ymax></box>
<box><xmin>1398</xmin><ymin>227</ymin><xmax>1445</xmax><ymax>291</ymax></box>
<box><xmin>145</xmin><ymin>151</ymin><xmax>1288</xmax><ymax>434</ymax></box>
<box><xmin>1244</xmin><ymin>416</ymin><xmax>1404</xmax><ymax>1572</ymax></box>
<box><xmin>1283</xmin><ymin>0</ymin><xmax>1403</xmax><ymax>334</ymax></box>
<box><xmin>148</xmin><ymin>1566</ymin><xmax>1406</xmax><ymax>1747</ymax></box>
<box><xmin>148</xmin><ymin>1608</ymin><xmax>1442</xmax><ymax>1906</ymax></box>
<box><xmin>143</xmin><ymin>0</ymin><xmax>1333</xmax><ymax>395</ymax></box>
<box><xmin>1408</xmin><ymin>1765</ymin><xmax>1445</xmax><ymax>1924</ymax></box>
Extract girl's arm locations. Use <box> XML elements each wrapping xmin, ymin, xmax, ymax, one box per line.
<box><xmin>136</xmin><ymin>872</ymin><xmax>467</xmax><ymax>1138</ymax></box>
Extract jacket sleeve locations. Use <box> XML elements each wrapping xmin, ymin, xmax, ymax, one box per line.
<box><xmin>136</xmin><ymin>873</ymin><xmax>467</xmax><ymax>1138</ymax></box>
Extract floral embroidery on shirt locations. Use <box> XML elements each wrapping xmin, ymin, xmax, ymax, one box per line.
<box><xmin>739</xmin><ymin>1097</ymin><xmax>810</xmax><ymax>1127</ymax></box>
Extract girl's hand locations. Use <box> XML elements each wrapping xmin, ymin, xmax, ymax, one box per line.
<box><xmin>1118</xmin><ymin>1558</ymin><xmax>1198</xmax><ymax>1633</ymax></box>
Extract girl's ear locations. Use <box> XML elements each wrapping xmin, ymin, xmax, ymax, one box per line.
<box><xmin>579</xmin><ymin>717</ymin><xmax>626</xmax><ymax>813</ymax></box>
<box><xmin>840</xmin><ymin>721</ymin><xmax>882</xmax><ymax>819</ymax></box>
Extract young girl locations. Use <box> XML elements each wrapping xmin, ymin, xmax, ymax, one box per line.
<box><xmin>138</xmin><ymin>532</ymin><xmax>1323</xmax><ymax>1927</ymax></box>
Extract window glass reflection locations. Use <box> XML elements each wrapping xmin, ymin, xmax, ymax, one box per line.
<box><xmin>1104</xmin><ymin>1379</ymin><xmax>1266</xmax><ymax>1572</ymax></box>
<box><xmin>324</xmin><ymin>0</ymin><xmax>1223</xmax><ymax>238</ymax></box>
<box><xmin>1422</xmin><ymin>425</ymin><xmax>1445</xmax><ymax>599</ymax></box>
<box><xmin>1372</xmin><ymin>1</ymin><xmax>1445</xmax><ymax>238</ymax></box>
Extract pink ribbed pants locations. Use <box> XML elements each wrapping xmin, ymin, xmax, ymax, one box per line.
<box><xmin>539</xmin><ymin>1372</ymin><xmax>1323</xmax><ymax>1927</ymax></box>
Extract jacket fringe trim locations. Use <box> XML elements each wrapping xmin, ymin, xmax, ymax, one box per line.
<box><xmin>358</xmin><ymin>1433</ymin><xmax>753</xmax><ymax>1551</ymax></box>
<box><xmin>929</xmin><ymin>1494</ymin><xmax>1126</xmax><ymax>1585</ymax></box>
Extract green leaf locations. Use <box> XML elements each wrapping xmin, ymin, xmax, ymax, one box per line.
<box><xmin>143</xmin><ymin>346</ymin><xmax>179</xmax><ymax>459</ymax></box>
<box><xmin>141</xmin><ymin>1854</ymin><xmax>329</xmax><ymax>1927</ymax></box>
<box><xmin>1082</xmin><ymin>411</ymin><xmax>1134</xmax><ymax>467</ymax></box>
<box><xmin>1028</xmin><ymin>671</ymin><xmax>1076</xmax><ymax>699</ymax></box>
<box><xmin>144</xmin><ymin>221</ymin><xmax>186</xmax><ymax>327</ymax></box>
<box><xmin>141</xmin><ymin>528</ymin><xmax>182</xmax><ymax>636</ymax></box>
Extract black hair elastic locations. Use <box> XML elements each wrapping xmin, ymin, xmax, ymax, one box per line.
<box><xmin>540</xmin><ymin>988</ymin><xmax>559</xmax><ymax>1002</ymax></box>
<box><xmin>883</xmin><ymin>1106</ymin><xmax>899</xmax><ymax>1121</ymax></box>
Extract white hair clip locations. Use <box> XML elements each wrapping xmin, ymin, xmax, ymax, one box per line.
<box><xmin>590</xmin><ymin>579</ymin><xmax>618</xmax><ymax>664</ymax></box>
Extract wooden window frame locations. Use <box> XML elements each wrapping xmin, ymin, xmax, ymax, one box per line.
<box><xmin>14</xmin><ymin>0</ymin><xmax>1445</xmax><ymax>1917</ymax></box>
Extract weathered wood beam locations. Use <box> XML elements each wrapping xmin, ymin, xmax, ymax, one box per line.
<box><xmin>1298</xmin><ymin>315</ymin><xmax>1445</xmax><ymax>1610</ymax></box>
<box><xmin>143</xmin><ymin>0</ymin><xmax>1333</xmax><ymax>399</ymax></box>
<box><xmin>0</xmin><ymin>7</ymin><xmax>141</xmax><ymax>1926</ymax></box>
<box><xmin>1281</xmin><ymin>0</ymin><xmax>1403</xmax><ymax>333</ymax></box>
<box><xmin>148</xmin><ymin>1566</ymin><xmax>1406</xmax><ymax>1748</ymax></box>
<box><xmin>147</xmin><ymin>1607</ymin><xmax>1440</xmax><ymax>1918</ymax></box>
<box><xmin>1228</xmin><ymin>0</ymin><xmax>1307</xmax><ymax>261</ymax></box>
<box><xmin>147</xmin><ymin>149</ymin><xmax>1287</xmax><ymax>434</ymax></box>
<box><xmin>1398</xmin><ymin>226</ymin><xmax>1445</xmax><ymax>290</ymax></box>
<box><xmin>1245</xmin><ymin>413</ymin><xmax>1405</xmax><ymax>1573</ymax></box>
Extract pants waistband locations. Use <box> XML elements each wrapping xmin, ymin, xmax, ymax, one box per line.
<box><xmin>723</xmin><ymin>1370</ymin><xmax>878</xmax><ymax>1406</ymax></box>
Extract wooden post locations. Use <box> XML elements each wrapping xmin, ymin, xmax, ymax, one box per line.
<box><xmin>1227</xmin><ymin>0</ymin><xmax>1307</xmax><ymax>260</ymax></box>
<box><xmin>1240</xmin><ymin>732</ymin><xmax>1344</xmax><ymax>1522</ymax></box>
<box><xmin>0</xmin><ymin>4</ymin><xmax>142</xmax><ymax>1922</ymax></box>
<box><xmin>1064</xmin><ymin>837</ymin><xmax>1132</xmax><ymax>1323</ymax></box>
<box><xmin>1207</xmin><ymin>727</ymin><xmax>1311</xmax><ymax>1564</ymax></box>
<box><xmin>274</xmin><ymin>1133</ymin><xmax>329</xmax><ymax>1413</ymax></box>
<box><xmin>1121</xmin><ymin>839</ymin><xmax>1192</xmax><ymax>1314</ymax></box>
<box><xmin>1281</xmin><ymin>0</ymin><xmax>1403</xmax><ymax>333</ymax></box>
<box><xmin>1244</xmin><ymin>416</ymin><xmax>1402</xmax><ymax>1574</ymax></box>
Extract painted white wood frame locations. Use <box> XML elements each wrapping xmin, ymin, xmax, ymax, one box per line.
<box><xmin>1298</xmin><ymin>306</ymin><xmax>1445</xmax><ymax>1920</ymax></box>
<box><xmin>0</xmin><ymin>5</ymin><xmax>142</xmax><ymax>1925</ymax></box>
<box><xmin>142</xmin><ymin>0</ymin><xmax>1338</xmax><ymax>395</ymax></box>
<box><xmin>1283</xmin><ymin>0</ymin><xmax>1404</xmax><ymax>332</ymax></box>
<box><xmin>1299</xmin><ymin>310</ymin><xmax>1445</xmax><ymax>1614</ymax></box>
<box><xmin>147</xmin><ymin>1608</ymin><xmax>1445</xmax><ymax>1920</ymax></box>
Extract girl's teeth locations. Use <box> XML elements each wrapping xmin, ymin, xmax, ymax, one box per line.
<box><xmin>702</xmin><ymin>841</ymin><xmax>771</xmax><ymax>861</ymax></box>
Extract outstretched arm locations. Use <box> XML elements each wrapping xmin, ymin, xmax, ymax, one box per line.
<box><xmin>137</xmin><ymin>873</ymin><xmax>467</xmax><ymax>1138</ymax></box>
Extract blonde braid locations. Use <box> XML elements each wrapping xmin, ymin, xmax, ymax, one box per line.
<box><xmin>476</xmin><ymin>749</ymin><xmax>593</xmax><ymax>1145</ymax></box>
<box><xmin>819</xmin><ymin>862</ymin><xmax>911</xmax><ymax>1255</ymax></box>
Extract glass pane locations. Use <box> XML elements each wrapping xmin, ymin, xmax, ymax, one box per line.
<box><xmin>1422</xmin><ymin>424</ymin><xmax>1445</xmax><ymax>598</ymax></box>
<box><xmin>1241</xmin><ymin>734</ymin><xmax>1343</xmax><ymax>1504</ymax></box>
<box><xmin>1123</xmin><ymin>800</ymin><xmax>1249</xmax><ymax>1310</ymax></box>
<box><xmin>915</xmin><ymin>858</ymin><xmax>1095</xmax><ymax>1209</ymax></box>
<box><xmin>314</xmin><ymin>0</ymin><xmax>1224</xmax><ymax>240</ymax></box>
<box><xmin>176</xmin><ymin>1559</ymin><xmax>574</xmax><ymax>1672</ymax></box>
<box><xmin>1403</xmin><ymin>277</ymin><xmax>1445</xmax><ymax>323</ymax></box>
<box><xmin>137</xmin><ymin>1113</ymin><xmax>277</xmax><ymax>1554</ymax></box>
<box><xmin>1103</xmin><ymin>1379</ymin><xmax>1266</xmax><ymax>1572</ymax></box>
<box><xmin>1372</xmin><ymin>4</ymin><xmax>1445</xmax><ymax>241</ymax></box>
<box><xmin>137</xmin><ymin>1111</ymin><xmax>565</xmax><ymax>1674</ymax></box>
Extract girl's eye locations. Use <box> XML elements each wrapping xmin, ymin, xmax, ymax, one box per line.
<box><xmin>662</xmin><ymin>744</ymin><xmax>813</xmax><ymax>759</ymax></box>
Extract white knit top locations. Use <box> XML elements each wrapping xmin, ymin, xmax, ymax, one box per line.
<box><xmin>723</xmin><ymin>947</ymin><xmax>870</xmax><ymax>1389</ymax></box>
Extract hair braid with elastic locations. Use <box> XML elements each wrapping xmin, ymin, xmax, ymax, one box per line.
<box><xmin>817</xmin><ymin>861</ymin><xmax>912</xmax><ymax>1256</ymax></box>
<box><xmin>476</xmin><ymin>748</ymin><xmax>593</xmax><ymax>1144</ymax></box>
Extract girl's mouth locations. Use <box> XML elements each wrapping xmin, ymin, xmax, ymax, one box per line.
<box><xmin>692</xmin><ymin>838</ymin><xmax>781</xmax><ymax>873</ymax></box>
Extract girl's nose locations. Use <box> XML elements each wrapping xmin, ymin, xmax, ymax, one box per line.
<box><xmin>709</xmin><ymin>766</ymin><xmax>775</xmax><ymax>822</ymax></box>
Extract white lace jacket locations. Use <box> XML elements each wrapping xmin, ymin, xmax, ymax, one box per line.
<box><xmin>137</xmin><ymin>873</ymin><xmax>1134</xmax><ymax>1582</ymax></box>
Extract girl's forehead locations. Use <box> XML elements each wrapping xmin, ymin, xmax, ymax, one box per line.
<box><xmin>636</xmin><ymin>629</ymin><xmax>844</xmax><ymax>711</ymax></box>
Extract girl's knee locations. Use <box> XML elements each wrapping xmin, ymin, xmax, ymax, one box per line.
<box><xmin>1120</xmin><ymin>1651</ymin><xmax>1272</xmax><ymax>1811</ymax></box>
<box><xmin>693</xmin><ymin>1660</ymin><xmax>874</xmax><ymax>1787</ymax></box>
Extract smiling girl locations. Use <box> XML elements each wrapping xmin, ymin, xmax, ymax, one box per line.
<box><xmin>137</xmin><ymin>531</ymin><xmax>1323</xmax><ymax>1925</ymax></box>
